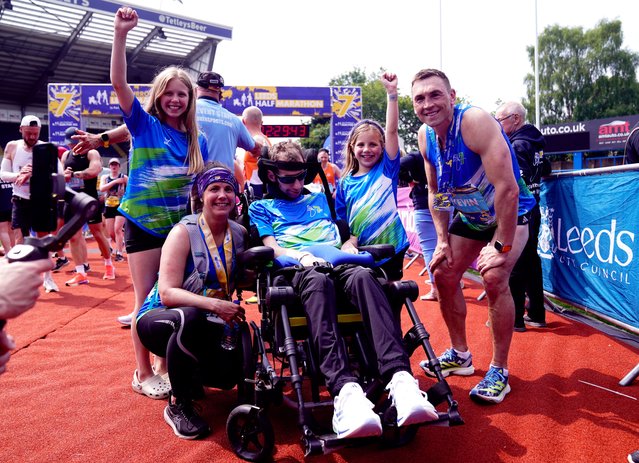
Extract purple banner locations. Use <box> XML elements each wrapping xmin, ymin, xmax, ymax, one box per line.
<box><xmin>80</xmin><ymin>84</ymin><xmax>151</xmax><ymax>116</ymax></box>
<box><xmin>330</xmin><ymin>87</ymin><xmax>361</xmax><ymax>168</ymax></box>
<box><xmin>221</xmin><ymin>86</ymin><xmax>331</xmax><ymax>117</ymax></box>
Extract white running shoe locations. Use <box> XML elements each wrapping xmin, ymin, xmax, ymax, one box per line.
<box><xmin>386</xmin><ymin>371</ymin><xmax>438</xmax><ymax>426</ymax></box>
<box><xmin>43</xmin><ymin>274</ymin><xmax>59</xmax><ymax>293</ymax></box>
<box><xmin>117</xmin><ymin>311</ymin><xmax>134</xmax><ymax>326</ymax></box>
<box><xmin>332</xmin><ymin>382</ymin><xmax>382</xmax><ymax>439</ymax></box>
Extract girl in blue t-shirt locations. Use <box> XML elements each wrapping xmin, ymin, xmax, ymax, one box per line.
<box><xmin>335</xmin><ymin>72</ymin><xmax>409</xmax><ymax>280</ymax></box>
<box><xmin>111</xmin><ymin>7</ymin><xmax>206</xmax><ymax>399</ymax></box>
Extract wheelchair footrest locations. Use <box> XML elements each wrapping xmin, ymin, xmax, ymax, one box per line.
<box><xmin>426</xmin><ymin>380</ymin><xmax>453</xmax><ymax>407</ymax></box>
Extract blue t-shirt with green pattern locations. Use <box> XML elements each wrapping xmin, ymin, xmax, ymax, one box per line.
<box><xmin>119</xmin><ymin>97</ymin><xmax>208</xmax><ymax>237</ymax></box>
<box><xmin>335</xmin><ymin>150</ymin><xmax>409</xmax><ymax>257</ymax></box>
<box><xmin>249</xmin><ymin>192</ymin><xmax>341</xmax><ymax>250</ymax></box>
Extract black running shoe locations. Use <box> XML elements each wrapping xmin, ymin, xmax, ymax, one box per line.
<box><xmin>52</xmin><ymin>257</ymin><xmax>70</xmax><ymax>272</ymax></box>
<box><xmin>164</xmin><ymin>399</ymin><xmax>210</xmax><ymax>439</ymax></box>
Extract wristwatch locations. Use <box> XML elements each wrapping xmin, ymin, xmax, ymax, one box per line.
<box><xmin>494</xmin><ymin>240</ymin><xmax>512</xmax><ymax>253</ymax></box>
<box><xmin>100</xmin><ymin>133</ymin><xmax>110</xmax><ymax>148</ymax></box>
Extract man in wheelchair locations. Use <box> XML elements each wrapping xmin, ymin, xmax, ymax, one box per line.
<box><xmin>248</xmin><ymin>141</ymin><xmax>438</xmax><ymax>439</ymax></box>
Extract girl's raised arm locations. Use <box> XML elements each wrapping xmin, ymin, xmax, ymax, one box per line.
<box><xmin>110</xmin><ymin>7</ymin><xmax>138</xmax><ymax>115</ymax></box>
<box><xmin>381</xmin><ymin>72</ymin><xmax>399</xmax><ymax>159</ymax></box>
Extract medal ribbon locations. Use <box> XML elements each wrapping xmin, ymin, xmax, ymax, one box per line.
<box><xmin>198</xmin><ymin>213</ymin><xmax>233</xmax><ymax>300</ymax></box>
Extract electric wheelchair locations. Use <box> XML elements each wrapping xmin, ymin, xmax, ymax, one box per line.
<box><xmin>224</xmin><ymin>154</ymin><xmax>464</xmax><ymax>461</ymax></box>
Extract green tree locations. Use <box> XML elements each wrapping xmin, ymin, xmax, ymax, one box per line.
<box><xmin>301</xmin><ymin>67</ymin><xmax>421</xmax><ymax>153</ymax></box>
<box><xmin>524</xmin><ymin>19</ymin><xmax>639</xmax><ymax>124</ymax></box>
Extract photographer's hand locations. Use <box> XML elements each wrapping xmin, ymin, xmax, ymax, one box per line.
<box><xmin>0</xmin><ymin>259</ymin><xmax>53</xmax><ymax>320</ymax></box>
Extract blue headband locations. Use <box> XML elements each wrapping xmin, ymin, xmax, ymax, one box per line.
<box><xmin>196</xmin><ymin>168</ymin><xmax>239</xmax><ymax>197</ymax></box>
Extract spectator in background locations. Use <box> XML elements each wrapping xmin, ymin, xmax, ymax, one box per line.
<box><xmin>412</xmin><ymin>69</ymin><xmax>535</xmax><ymax>404</ymax></box>
<box><xmin>624</xmin><ymin>121</ymin><xmax>639</xmax><ymax>164</ymax></box>
<box><xmin>195</xmin><ymin>72</ymin><xmax>261</xmax><ymax>187</ymax></box>
<box><xmin>0</xmin><ymin>115</ymin><xmax>59</xmax><ymax>293</ymax></box>
<box><xmin>399</xmin><ymin>151</ymin><xmax>439</xmax><ymax>300</ymax></box>
<box><xmin>313</xmin><ymin>148</ymin><xmax>341</xmax><ymax>197</ymax></box>
<box><xmin>61</xmin><ymin>127</ymin><xmax>116</xmax><ymax>286</ymax></box>
<box><xmin>239</xmin><ymin>106</ymin><xmax>271</xmax><ymax>199</ymax></box>
<box><xmin>495</xmin><ymin>101</ymin><xmax>550</xmax><ymax>331</ymax></box>
<box><xmin>99</xmin><ymin>158</ymin><xmax>128</xmax><ymax>262</ymax></box>
<box><xmin>0</xmin><ymin>178</ymin><xmax>14</xmax><ymax>255</ymax></box>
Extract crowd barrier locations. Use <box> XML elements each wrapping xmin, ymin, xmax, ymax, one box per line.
<box><xmin>539</xmin><ymin>164</ymin><xmax>639</xmax><ymax>333</ymax></box>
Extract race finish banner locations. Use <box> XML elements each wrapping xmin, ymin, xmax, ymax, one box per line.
<box><xmin>221</xmin><ymin>86</ymin><xmax>331</xmax><ymax>117</ymax></box>
<box><xmin>49</xmin><ymin>83</ymin><xmax>361</xmax><ymax>163</ymax></box>
<box><xmin>538</xmin><ymin>166</ymin><xmax>639</xmax><ymax>330</ymax></box>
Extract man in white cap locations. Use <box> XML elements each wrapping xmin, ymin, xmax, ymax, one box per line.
<box><xmin>0</xmin><ymin>116</ymin><xmax>59</xmax><ymax>292</ymax></box>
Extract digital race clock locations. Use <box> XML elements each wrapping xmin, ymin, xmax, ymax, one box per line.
<box><xmin>261</xmin><ymin>124</ymin><xmax>310</xmax><ymax>138</ymax></box>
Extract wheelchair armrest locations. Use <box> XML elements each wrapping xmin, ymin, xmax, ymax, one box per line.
<box><xmin>357</xmin><ymin>244</ymin><xmax>395</xmax><ymax>261</ymax></box>
<box><xmin>238</xmin><ymin>246</ymin><xmax>274</xmax><ymax>268</ymax></box>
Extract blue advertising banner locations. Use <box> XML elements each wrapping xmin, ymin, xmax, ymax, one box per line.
<box><xmin>221</xmin><ymin>86</ymin><xmax>331</xmax><ymax>117</ymax></box>
<box><xmin>330</xmin><ymin>86</ymin><xmax>362</xmax><ymax>168</ymax></box>
<box><xmin>47</xmin><ymin>83</ymin><xmax>82</xmax><ymax>146</ymax></box>
<box><xmin>539</xmin><ymin>170</ymin><xmax>639</xmax><ymax>329</ymax></box>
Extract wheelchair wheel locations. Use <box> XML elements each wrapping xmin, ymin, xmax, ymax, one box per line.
<box><xmin>379</xmin><ymin>405</ymin><xmax>418</xmax><ymax>448</ymax></box>
<box><xmin>226</xmin><ymin>404</ymin><xmax>274</xmax><ymax>462</ymax></box>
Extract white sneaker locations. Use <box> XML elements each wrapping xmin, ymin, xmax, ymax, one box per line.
<box><xmin>43</xmin><ymin>274</ymin><xmax>59</xmax><ymax>293</ymax></box>
<box><xmin>386</xmin><ymin>371</ymin><xmax>438</xmax><ymax>426</ymax></box>
<box><xmin>332</xmin><ymin>382</ymin><xmax>382</xmax><ymax>439</ymax></box>
<box><xmin>117</xmin><ymin>311</ymin><xmax>134</xmax><ymax>326</ymax></box>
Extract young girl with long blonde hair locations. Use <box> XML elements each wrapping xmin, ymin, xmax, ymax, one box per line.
<box><xmin>111</xmin><ymin>7</ymin><xmax>208</xmax><ymax>398</ymax></box>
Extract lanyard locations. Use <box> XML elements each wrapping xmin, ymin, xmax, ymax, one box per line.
<box><xmin>198</xmin><ymin>214</ymin><xmax>233</xmax><ymax>300</ymax></box>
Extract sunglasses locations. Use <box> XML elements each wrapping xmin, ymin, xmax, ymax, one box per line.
<box><xmin>275</xmin><ymin>170</ymin><xmax>307</xmax><ymax>184</ymax></box>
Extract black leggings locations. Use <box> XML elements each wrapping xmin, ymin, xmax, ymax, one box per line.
<box><xmin>137</xmin><ymin>307</ymin><xmax>240</xmax><ymax>400</ymax></box>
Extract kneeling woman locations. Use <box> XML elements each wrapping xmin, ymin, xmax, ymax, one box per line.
<box><xmin>137</xmin><ymin>164</ymin><xmax>248</xmax><ymax>440</ymax></box>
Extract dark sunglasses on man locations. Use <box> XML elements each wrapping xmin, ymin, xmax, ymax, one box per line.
<box><xmin>276</xmin><ymin>170</ymin><xmax>307</xmax><ymax>184</ymax></box>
